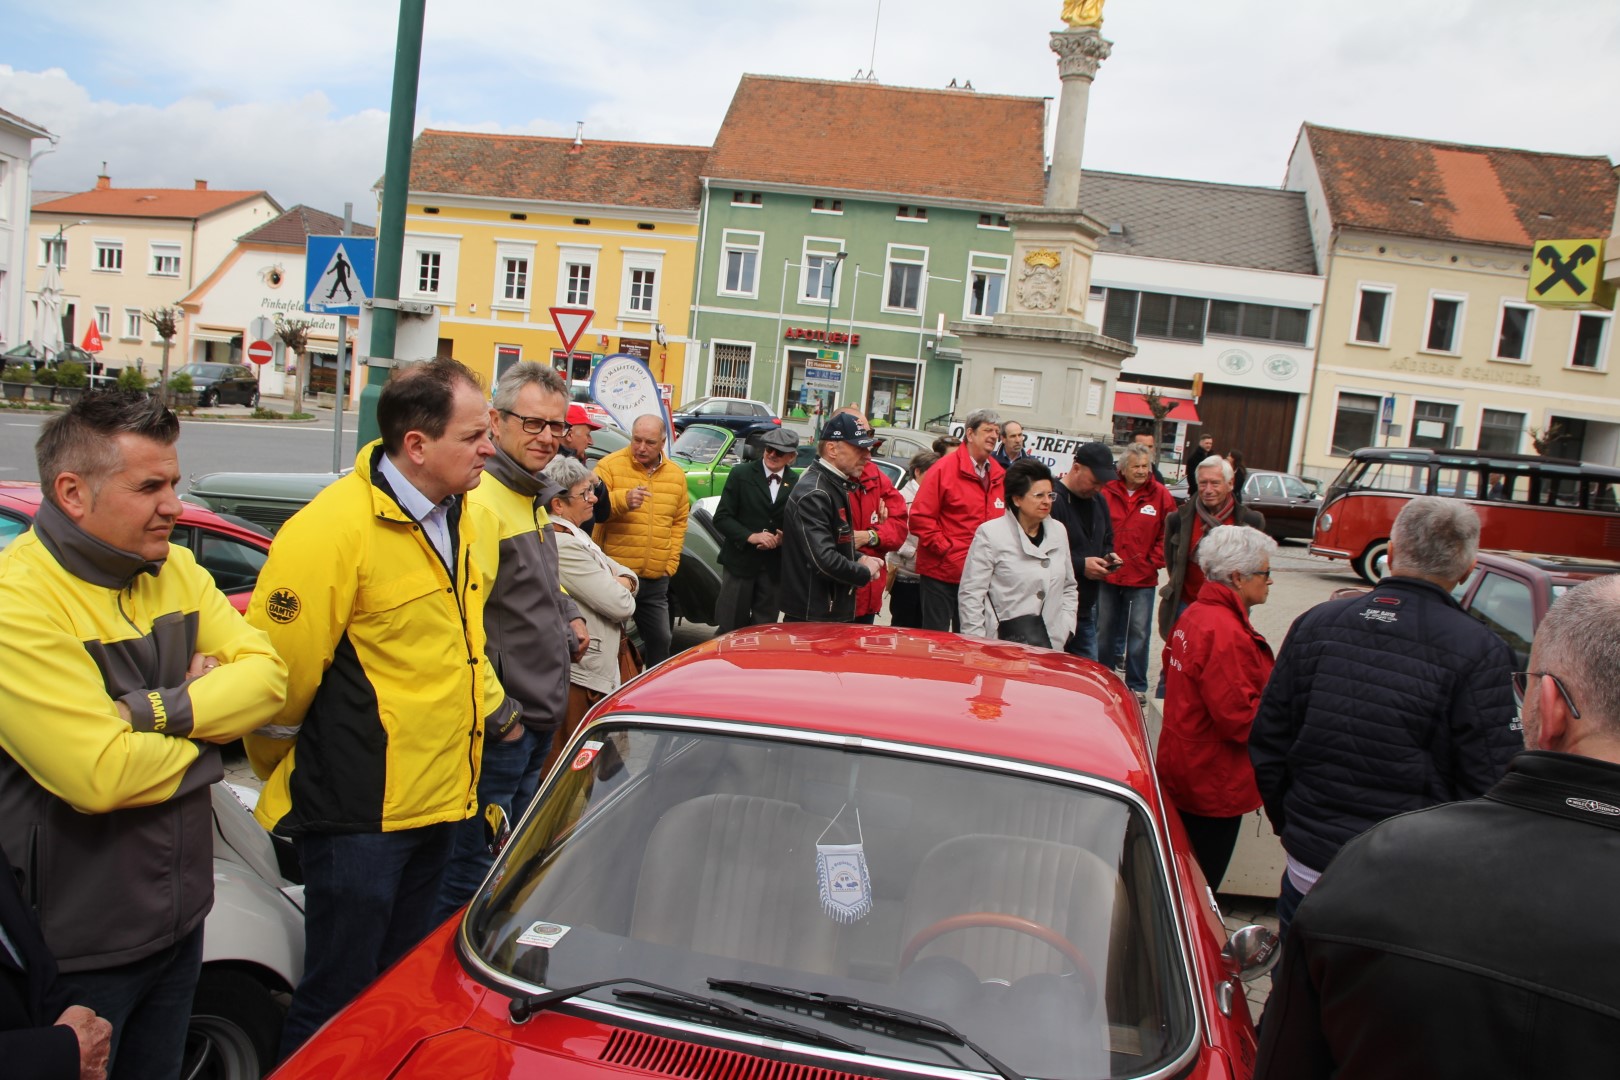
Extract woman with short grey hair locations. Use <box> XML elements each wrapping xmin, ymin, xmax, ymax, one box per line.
<box><xmin>1158</xmin><ymin>525</ymin><xmax>1277</xmax><ymax>887</ymax></box>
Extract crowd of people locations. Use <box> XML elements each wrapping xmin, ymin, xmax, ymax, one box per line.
<box><xmin>2</xmin><ymin>378</ymin><xmax>1616</xmax><ymax>1078</ymax></box>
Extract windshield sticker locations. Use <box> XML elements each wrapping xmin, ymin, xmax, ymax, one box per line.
<box><xmin>570</xmin><ymin>740</ymin><xmax>604</xmax><ymax>771</ymax></box>
<box><xmin>815</xmin><ymin>805</ymin><xmax>873</xmax><ymax>924</ymax></box>
<box><xmin>516</xmin><ymin>921</ymin><xmax>571</xmax><ymax>949</ymax></box>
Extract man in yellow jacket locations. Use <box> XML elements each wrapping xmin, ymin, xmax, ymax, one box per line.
<box><xmin>0</xmin><ymin>392</ymin><xmax>288</xmax><ymax>1080</ymax></box>
<box><xmin>594</xmin><ymin>413</ymin><xmax>689</xmax><ymax>665</ymax></box>
<box><xmin>246</xmin><ymin>359</ymin><xmax>517</xmax><ymax>1057</ymax></box>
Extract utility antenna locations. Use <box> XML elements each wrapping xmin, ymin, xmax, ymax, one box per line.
<box><xmin>866</xmin><ymin>0</ymin><xmax>882</xmax><ymax>82</ymax></box>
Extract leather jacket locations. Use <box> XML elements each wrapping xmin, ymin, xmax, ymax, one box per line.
<box><xmin>779</xmin><ymin>459</ymin><xmax>869</xmax><ymax>621</ymax></box>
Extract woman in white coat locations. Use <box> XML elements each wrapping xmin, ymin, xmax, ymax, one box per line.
<box><xmin>958</xmin><ymin>457</ymin><xmax>1079</xmax><ymax>649</ymax></box>
<box><xmin>541</xmin><ymin>454</ymin><xmax>639</xmax><ymax>766</ymax></box>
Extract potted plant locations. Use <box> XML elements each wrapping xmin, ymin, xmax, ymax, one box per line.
<box><xmin>54</xmin><ymin>361</ymin><xmax>89</xmax><ymax>404</ymax></box>
<box><xmin>1</xmin><ymin>364</ymin><xmax>32</xmax><ymax>402</ymax></box>
<box><xmin>116</xmin><ymin>367</ymin><xmax>148</xmax><ymax>393</ymax></box>
<box><xmin>30</xmin><ymin>365</ymin><xmax>58</xmax><ymax>403</ymax></box>
<box><xmin>167</xmin><ymin>370</ymin><xmax>197</xmax><ymax>411</ymax></box>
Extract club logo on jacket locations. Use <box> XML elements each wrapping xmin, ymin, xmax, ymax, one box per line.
<box><xmin>1141</xmin><ymin>504</ymin><xmax>1158</xmax><ymax>516</ymax></box>
<box><xmin>265</xmin><ymin>588</ymin><xmax>302</xmax><ymax>624</ymax></box>
<box><xmin>1566</xmin><ymin>797</ymin><xmax>1620</xmax><ymax>817</ymax></box>
<box><xmin>1359</xmin><ymin>608</ymin><xmax>1397</xmax><ymax>624</ymax></box>
<box><xmin>994</xmin><ymin>498</ymin><xmax>1004</xmax><ymax>509</ymax></box>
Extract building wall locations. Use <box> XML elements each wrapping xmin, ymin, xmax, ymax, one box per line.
<box><xmin>400</xmin><ymin>196</ymin><xmax>698</xmax><ymax>394</ymax></box>
<box><xmin>1302</xmin><ymin>230</ymin><xmax>1618</xmax><ymax>478</ymax></box>
<box><xmin>691</xmin><ymin>186</ymin><xmax>1018</xmax><ymax>426</ymax></box>
<box><xmin>192</xmin><ymin>199</ymin><xmax>281</xmax><ymax>292</ymax></box>
<box><xmin>0</xmin><ymin>123</ymin><xmax>42</xmax><ymax>352</ymax></box>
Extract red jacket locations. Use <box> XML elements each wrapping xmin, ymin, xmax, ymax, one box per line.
<box><xmin>1159</xmin><ymin>581</ymin><xmax>1273</xmax><ymax>817</ymax></box>
<box><xmin>908</xmin><ymin>445</ymin><xmax>1006</xmax><ymax>584</ymax></box>
<box><xmin>849</xmin><ymin>461</ymin><xmax>909</xmax><ymax>618</ymax></box>
<box><xmin>1101</xmin><ymin>477</ymin><xmax>1176</xmax><ymax>588</ymax></box>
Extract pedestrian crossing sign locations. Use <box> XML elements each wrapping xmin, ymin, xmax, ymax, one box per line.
<box><xmin>306</xmin><ymin>236</ymin><xmax>377</xmax><ymax>316</ymax></box>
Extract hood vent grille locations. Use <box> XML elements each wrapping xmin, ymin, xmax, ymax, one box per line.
<box><xmin>599</xmin><ymin>1028</ymin><xmax>871</xmax><ymax>1080</ymax></box>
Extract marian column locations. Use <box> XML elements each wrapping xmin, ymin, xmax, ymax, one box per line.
<box><xmin>1047</xmin><ymin>4</ymin><xmax>1112</xmax><ymax>209</ymax></box>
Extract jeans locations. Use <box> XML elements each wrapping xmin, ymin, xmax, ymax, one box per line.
<box><xmin>1276</xmin><ymin>871</ymin><xmax>1309</xmax><ymax>942</ymax></box>
<box><xmin>1064</xmin><ymin>596</ymin><xmax>1099</xmax><ymax>659</ymax></box>
<box><xmin>1097</xmin><ymin>583</ymin><xmax>1154</xmax><ymax>692</ymax></box>
<box><xmin>635</xmin><ymin>574</ymin><xmax>673</xmax><ymax>666</ymax></box>
<box><xmin>919</xmin><ymin>576</ymin><xmax>960</xmax><ymax>632</ymax></box>
<box><xmin>889</xmin><ymin>577</ymin><xmax>922</xmax><ymax>628</ymax></box>
<box><xmin>70</xmin><ymin>925</ymin><xmax>203</xmax><ymax>1080</ymax></box>
<box><xmin>279</xmin><ymin>822</ymin><xmax>457</xmax><ymax>1058</ymax></box>
<box><xmin>1177</xmin><ymin>809</ymin><xmax>1242</xmax><ymax>890</ymax></box>
<box><xmin>433</xmin><ymin>726</ymin><xmax>551</xmax><ymax>922</ymax></box>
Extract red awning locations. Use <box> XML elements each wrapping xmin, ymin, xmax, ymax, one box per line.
<box><xmin>1113</xmin><ymin>391</ymin><xmax>1200</xmax><ymax>424</ymax></box>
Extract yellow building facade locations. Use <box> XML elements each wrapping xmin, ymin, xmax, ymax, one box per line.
<box><xmin>402</xmin><ymin>131</ymin><xmax>706</xmax><ymax>397</ymax></box>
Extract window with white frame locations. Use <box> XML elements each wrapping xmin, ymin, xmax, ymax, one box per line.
<box><xmin>731</xmin><ymin>191</ymin><xmax>763</xmax><ymax>207</ymax></box>
<box><xmin>417</xmin><ymin>251</ymin><xmax>441</xmax><ymax>294</ymax></box>
<box><xmin>124</xmin><ymin>309</ymin><xmax>143</xmax><ymax>340</ymax></box>
<box><xmin>620</xmin><ymin>250</ymin><xmax>663</xmax><ymax>318</ymax></box>
<box><xmin>1494</xmin><ymin>302</ymin><xmax>1535</xmax><ymax>361</ymax></box>
<box><xmin>1352</xmin><ymin>284</ymin><xmax>1393</xmax><ymax>345</ymax></box>
<box><xmin>1424</xmin><ymin>293</ymin><xmax>1466</xmax><ymax>354</ymax></box>
<box><xmin>811</xmin><ymin>198</ymin><xmax>843</xmax><ymax>215</ymax></box>
<box><xmin>405</xmin><ymin>236</ymin><xmax>459</xmax><ymax>301</ymax></box>
<box><xmin>149</xmin><ymin>243</ymin><xmax>181</xmax><ymax>277</ymax></box>
<box><xmin>503</xmin><ymin>257</ymin><xmax>529</xmax><ymax>302</ymax></box>
<box><xmin>493</xmin><ymin>239</ymin><xmax>536</xmax><ymax>310</ymax></box>
<box><xmin>965</xmin><ymin>252</ymin><xmax>1009</xmax><ymax>319</ymax></box>
<box><xmin>1410</xmin><ymin>400</ymin><xmax>1457</xmax><ymax>449</ymax></box>
<box><xmin>799</xmin><ymin>239</ymin><xmax>845</xmax><ymax>306</ymax></box>
<box><xmin>39</xmin><ymin>236</ymin><xmax>66</xmax><ymax>268</ymax></box>
<box><xmin>94</xmin><ymin>307</ymin><xmax>111</xmax><ymax>334</ymax></box>
<box><xmin>1570</xmin><ymin>313</ymin><xmax>1610</xmax><ymax>370</ymax></box>
<box><xmin>0</xmin><ymin>161</ymin><xmax>9</xmax><ymax>221</ymax></box>
<box><xmin>1477</xmin><ymin>409</ymin><xmax>1525</xmax><ymax>454</ymax></box>
<box><xmin>896</xmin><ymin>205</ymin><xmax>928</xmax><ymax>222</ymax></box>
<box><xmin>883</xmin><ymin>245</ymin><xmax>927</xmax><ymax>313</ymax></box>
<box><xmin>977</xmin><ymin>213</ymin><xmax>1010</xmax><ymax>230</ymax></box>
<box><xmin>555</xmin><ymin>245</ymin><xmax>598</xmax><ymax>308</ymax></box>
<box><xmin>719</xmin><ymin>230</ymin><xmax>762</xmax><ymax>298</ymax></box>
<box><xmin>1331</xmin><ymin>391</ymin><xmax>1382</xmax><ymax>455</ymax></box>
<box><xmin>94</xmin><ymin>241</ymin><xmax>123</xmax><ymax>273</ymax></box>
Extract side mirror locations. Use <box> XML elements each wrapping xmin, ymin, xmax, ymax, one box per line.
<box><xmin>483</xmin><ymin>802</ymin><xmax>512</xmax><ymax>855</ymax></box>
<box><xmin>1221</xmin><ymin>923</ymin><xmax>1280</xmax><ymax>982</ymax></box>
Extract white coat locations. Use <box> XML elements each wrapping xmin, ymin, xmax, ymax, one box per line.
<box><xmin>553</xmin><ymin>517</ymin><xmax>639</xmax><ymax>695</ymax></box>
<box><xmin>958</xmin><ymin>512</ymin><xmax>1079</xmax><ymax>648</ymax></box>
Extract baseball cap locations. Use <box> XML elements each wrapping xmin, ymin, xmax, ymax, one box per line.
<box><xmin>821</xmin><ymin>413</ymin><xmax>879</xmax><ymax>449</ymax></box>
<box><xmin>1073</xmin><ymin>441</ymin><xmax>1118</xmax><ymax>482</ymax></box>
<box><xmin>759</xmin><ymin>427</ymin><xmax>800</xmax><ymax>452</ymax></box>
<box><xmin>566</xmin><ymin>402</ymin><xmax>602</xmax><ymax>430</ymax></box>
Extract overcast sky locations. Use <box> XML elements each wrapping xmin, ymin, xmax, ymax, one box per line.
<box><xmin>4</xmin><ymin>0</ymin><xmax>1617</xmax><ymax>223</ymax></box>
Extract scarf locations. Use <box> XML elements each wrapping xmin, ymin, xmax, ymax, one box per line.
<box><xmin>1194</xmin><ymin>495</ymin><xmax>1235</xmax><ymax>532</ymax></box>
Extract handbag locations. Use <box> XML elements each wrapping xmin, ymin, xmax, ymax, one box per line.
<box><xmin>617</xmin><ymin>634</ymin><xmax>645</xmax><ymax>682</ymax></box>
<box><xmin>989</xmin><ymin>516</ymin><xmax>1052</xmax><ymax>648</ymax></box>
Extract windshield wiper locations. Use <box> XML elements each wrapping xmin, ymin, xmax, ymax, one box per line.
<box><xmin>707</xmin><ymin>978</ymin><xmax>1022</xmax><ymax>1080</ymax></box>
<box><xmin>506</xmin><ymin>976</ymin><xmax>861</xmax><ymax>1052</ymax></box>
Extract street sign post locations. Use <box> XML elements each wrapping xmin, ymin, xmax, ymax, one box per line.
<box><xmin>306</xmin><ymin>236</ymin><xmax>377</xmax><ymax>317</ymax></box>
<box><xmin>246</xmin><ymin>340</ymin><xmax>274</xmax><ymax>366</ymax></box>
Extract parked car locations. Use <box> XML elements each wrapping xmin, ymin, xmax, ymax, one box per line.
<box><xmin>0</xmin><ymin>482</ymin><xmax>270</xmax><ymax>613</ymax></box>
<box><xmin>1</xmin><ymin>342</ymin><xmax>103</xmax><ymax>373</ymax></box>
<box><xmin>670</xmin><ymin>395</ymin><xmax>782</xmax><ymax>439</ymax></box>
<box><xmin>1167</xmin><ymin>469</ymin><xmax>1321</xmax><ymax>542</ymax></box>
<box><xmin>171</xmin><ymin>362</ymin><xmax>262</xmax><ymax>408</ymax></box>
<box><xmin>269</xmin><ymin>624</ymin><xmax>1277</xmax><ymax>1079</ymax></box>
<box><xmin>673</xmin><ymin>423</ymin><xmax>910</xmax><ymax>502</ymax></box>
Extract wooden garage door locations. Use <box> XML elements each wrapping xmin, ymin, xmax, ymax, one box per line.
<box><xmin>1186</xmin><ymin>385</ymin><xmax>1296</xmax><ymax>473</ymax></box>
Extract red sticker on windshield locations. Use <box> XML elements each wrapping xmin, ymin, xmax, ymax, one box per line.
<box><xmin>570</xmin><ymin>741</ymin><xmax>603</xmax><ymax>771</ymax></box>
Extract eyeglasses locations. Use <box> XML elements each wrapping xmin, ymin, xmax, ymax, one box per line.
<box><xmin>501</xmin><ymin>410</ymin><xmax>569</xmax><ymax>436</ymax></box>
<box><xmin>563</xmin><ymin>488</ymin><xmax>598</xmax><ymax>502</ymax></box>
<box><xmin>1026</xmin><ymin>491</ymin><xmax>1059</xmax><ymax>501</ymax></box>
<box><xmin>1512</xmin><ymin>670</ymin><xmax>1581</xmax><ymax>718</ymax></box>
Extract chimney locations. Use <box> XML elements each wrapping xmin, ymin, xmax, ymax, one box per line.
<box><xmin>94</xmin><ymin>168</ymin><xmax>110</xmax><ymax>191</ymax></box>
<box><xmin>570</xmin><ymin>121</ymin><xmax>584</xmax><ymax>153</ymax></box>
<box><xmin>194</xmin><ymin>179</ymin><xmax>208</xmax><ymax>190</ymax></box>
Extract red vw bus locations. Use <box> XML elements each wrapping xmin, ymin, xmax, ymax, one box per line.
<box><xmin>1311</xmin><ymin>447</ymin><xmax>1620</xmax><ymax>582</ymax></box>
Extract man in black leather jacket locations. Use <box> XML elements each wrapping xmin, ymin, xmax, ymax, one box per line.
<box><xmin>1250</xmin><ymin>496</ymin><xmax>1520</xmax><ymax>934</ymax></box>
<box><xmin>779</xmin><ymin>414</ymin><xmax>885</xmax><ymax>622</ymax></box>
<box><xmin>1256</xmin><ymin>574</ymin><xmax>1620</xmax><ymax>1078</ymax></box>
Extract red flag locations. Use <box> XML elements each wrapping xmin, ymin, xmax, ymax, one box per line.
<box><xmin>81</xmin><ymin>322</ymin><xmax>104</xmax><ymax>353</ymax></box>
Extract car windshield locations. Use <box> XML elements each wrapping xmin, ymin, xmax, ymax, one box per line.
<box><xmin>465</xmin><ymin>724</ymin><xmax>1196</xmax><ymax>1079</ymax></box>
<box><xmin>672</xmin><ymin>426</ymin><xmax>730</xmax><ymax>464</ymax></box>
<box><xmin>176</xmin><ymin>363</ymin><xmax>225</xmax><ymax>378</ymax></box>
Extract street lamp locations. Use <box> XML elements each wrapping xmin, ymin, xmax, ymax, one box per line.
<box><xmin>52</xmin><ymin>219</ymin><xmax>92</xmax><ymax>270</ymax></box>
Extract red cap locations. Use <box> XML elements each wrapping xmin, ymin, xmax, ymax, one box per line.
<box><xmin>566</xmin><ymin>403</ymin><xmax>603</xmax><ymax>430</ymax></box>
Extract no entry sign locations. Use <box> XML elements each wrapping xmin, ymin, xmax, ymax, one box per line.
<box><xmin>246</xmin><ymin>339</ymin><xmax>274</xmax><ymax>366</ymax></box>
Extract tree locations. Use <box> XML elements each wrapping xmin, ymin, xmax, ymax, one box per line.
<box><xmin>142</xmin><ymin>307</ymin><xmax>182</xmax><ymax>404</ymax></box>
<box><xmin>274</xmin><ymin>315</ymin><xmax>316</xmax><ymax>413</ymax></box>
<box><xmin>1139</xmin><ymin>387</ymin><xmax>1174</xmax><ymax>472</ymax></box>
<box><xmin>1530</xmin><ymin>422</ymin><xmax>1567</xmax><ymax>457</ymax></box>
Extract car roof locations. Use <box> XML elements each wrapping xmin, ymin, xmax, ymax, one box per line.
<box><xmin>599</xmin><ymin>624</ymin><xmax>1154</xmax><ymax>794</ymax></box>
<box><xmin>0</xmin><ymin>481</ymin><xmax>264</xmax><ymax>538</ymax></box>
<box><xmin>1476</xmin><ymin>549</ymin><xmax>1620</xmax><ymax>583</ymax></box>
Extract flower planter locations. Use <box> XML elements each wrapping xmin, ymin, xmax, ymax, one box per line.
<box><xmin>1</xmin><ymin>382</ymin><xmax>27</xmax><ymax>402</ymax></box>
<box><xmin>28</xmin><ymin>385</ymin><xmax>53</xmax><ymax>403</ymax></box>
<box><xmin>54</xmin><ymin>387</ymin><xmax>85</xmax><ymax>405</ymax></box>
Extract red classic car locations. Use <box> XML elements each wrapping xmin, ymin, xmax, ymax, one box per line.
<box><xmin>272</xmin><ymin>626</ymin><xmax>1276</xmax><ymax>1080</ymax></box>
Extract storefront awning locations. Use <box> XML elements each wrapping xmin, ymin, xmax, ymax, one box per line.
<box><xmin>191</xmin><ymin>326</ymin><xmax>241</xmax><ymax>344</ymax></box>
<box><xmin>1113</xmin><ymin>390</ymin><xmax>1200</xmax><ymax>424</ymax></box>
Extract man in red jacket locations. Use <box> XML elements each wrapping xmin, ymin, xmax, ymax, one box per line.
<box><xmin>909</xmin><ymin>409</ymin><xmax>1006</xmax><ymax>631</ymax></box>
<box><xmin>833</xmin><ymin>409</ymin><xmax>910</xmax><ymax>624</ymax></box>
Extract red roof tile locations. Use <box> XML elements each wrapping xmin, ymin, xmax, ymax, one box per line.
<box><xmin>34</xmin><ymin>185</ymin><xmax>278</xmax><ymax>221</ymax></box>
<box><xmin>238</xmin><ymin>205</ymin><xmax>376</xmax><ymax>246</ymax></box>
<box><xmin>1303</xmin><ymin>124</ymin><xmax>1614</xmax><ymax>247</ymax></box>
<box><xmin>406</xmin><ymin>130</ymin><xmax>707</xmax><ymax>211</ymax></box>
<box><xmin>706</xmin><ymin>75</ymin><xmax>1047</xmax><ymax>207</ymax></box>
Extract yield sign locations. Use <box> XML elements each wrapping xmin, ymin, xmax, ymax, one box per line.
<box><xmin>81</xmin><ymin>322</ymin><xmax>104</xmax><ymax>353</ymax></box>
<box><xmin>549</xmin><ymin>307</ymin><xmax>594</xmax><ymax>356</ymax></box>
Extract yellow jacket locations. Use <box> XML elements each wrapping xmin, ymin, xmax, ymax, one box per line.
<box><xmin>592</xmin><ymin>446</ymin><xmax>690</xmax><ymax>579</ymax></box>
<box><xmin>245</xmin><ymin>442</ymin><xmax>515</xmax><ymax>834</ymax></box>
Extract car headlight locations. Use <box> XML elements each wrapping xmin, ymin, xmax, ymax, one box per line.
<box><xmin>1318</xmin><ymin>512</ymin><xmax>1332</xmax><ymax>531</ymax></box>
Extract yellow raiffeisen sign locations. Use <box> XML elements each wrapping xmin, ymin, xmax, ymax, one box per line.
<box><xmin>1526</xmin><ymin>238</ymin><xmax>1616</xmax><ymax>309</ymax></box>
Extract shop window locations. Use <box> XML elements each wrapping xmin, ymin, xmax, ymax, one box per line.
<box><xmin>1331</xmin><ymin>392</ymin><xmax>1381</xmax><ymax>455</ymax></box>
<box><xmin>867</xmin><ymin>359</ymin><xmax>918</xmax><ymax>427</ymax></box>
<box><xmin>1495</xmin><ymin>303</ymin><xmax>1533</xmax><ymax>361</ymax></box>
<box><xmin>1353</xmin><ymin>285</ymin><xmax>1392</xmax><ymax>345</ymax></box>
<box><xmin>1207</xmin><ymin>300</ymin><xmax>1309</xmax><ymax>345</ymax></box>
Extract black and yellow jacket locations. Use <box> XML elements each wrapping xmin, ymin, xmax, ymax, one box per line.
<box><xmin>0</xmin><ymin>498</ymin><xmax>288</xmax><ymax>971</ymax></box>
<box><xmin>245</xmin><ymin>442</ymin><xmax>516</xmax><ymax>835</ymax></box>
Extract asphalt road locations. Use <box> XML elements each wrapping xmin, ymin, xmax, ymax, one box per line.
<box><xmin>0</xmin><ymin>404</ymin><xmax>360</xmax><ymax>489</ymax></box>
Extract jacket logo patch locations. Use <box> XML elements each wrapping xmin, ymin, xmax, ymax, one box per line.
<box><xmin>1373</xmin><ymin>597</ymin><xmax>1401</xmax><ymax>606</ymax></box>
<box><xmin>1141</xmin><ymin>504</ymin><xmax>1158</xmax><ymax>516</ymax></box>
<box><xmin>147</xmin><ymin>692</ymin><xmax>167</xmax><ymax>731</ymax></box>
<box><xmin>1359</xmin><ymin>608</ymin><xmax>1397</xmax><ymax>623</ymax></box>
<box><xmin>266</xmin><ymin>588</ymin><xmax>302</xmax><ymax>624</ymax></box>
<box><xmin>1566</xmin><ymin>797</ymin><xmax>1620</xmax><ymax>816</ymax></box>
<box><xmin>993</xmin><ymin>498</ymin><xmax>1005</xmax><ymax>509</ymax></box>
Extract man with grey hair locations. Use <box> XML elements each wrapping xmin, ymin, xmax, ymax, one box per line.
<box><xmin>1250</xmin><ymin>496</ymin><xmax>1520</xmax><ymax>936</ymax></box>
<box><xmin>1256</xmin><ymin>575</ymin><xmax>1620</xmax><ymax>1076</ymax></box>
<box><xmin>909</xmin><ymin>408</ymin><xmax>1006</xmax><ymax>631</ymax></box>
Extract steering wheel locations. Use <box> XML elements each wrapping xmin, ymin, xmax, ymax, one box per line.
<box><xmin>901</xmin><ymin>912</ymin><xmax>1097</xmax><ymax>1010</ymax></box>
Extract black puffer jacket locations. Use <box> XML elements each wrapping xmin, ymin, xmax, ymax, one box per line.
<box><xmin>1249</xmin><ymin>576</ymin><xmax>1520</xmax><ymax>873</ymax></box>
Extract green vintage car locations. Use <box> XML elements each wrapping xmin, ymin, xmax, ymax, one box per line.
<box><xmin>671</xmin><ymin>422</ymin><xmax>911</xmax><ymax>501</ymax></box>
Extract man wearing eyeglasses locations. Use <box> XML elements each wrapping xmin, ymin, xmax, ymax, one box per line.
<box><xmin>433</xmin><ymin>361</ymin><xmax>588</xmax><ymax>920</ymax></box>
<box><xmin>1256</xmin><ymin>574</ymin><xmax>1620</xmax><ymax>1076</ymax></box>
<box><xmin>713</xmin><ymin>426</ymin><xmax>800</xmax><ymax>632</ymax></box>
<box><xmin>1250</xmin><ymin>496</ymin><xmax>1520</xmax><ymax>939</ymax></box>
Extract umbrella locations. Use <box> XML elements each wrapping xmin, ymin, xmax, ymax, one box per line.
<box><xmin>32</xmin><ymin>262</ymin><xmax>64</xmax><ymax>360</ymax></box>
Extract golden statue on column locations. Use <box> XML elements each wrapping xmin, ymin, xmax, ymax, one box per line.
<box><xmin>1061</xmin><ymin>0</ymin><xmax>1105</xmax><ymax>28</ymax></box>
